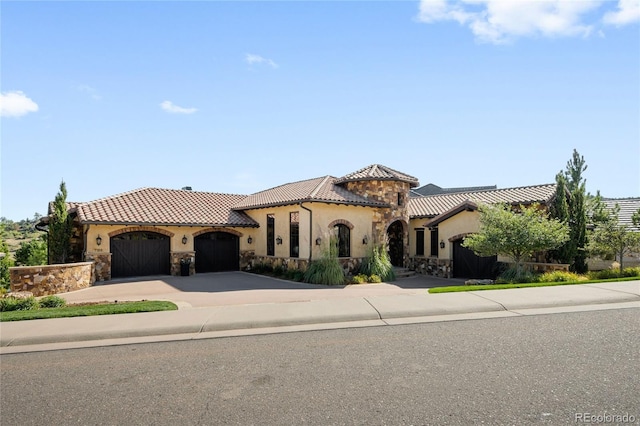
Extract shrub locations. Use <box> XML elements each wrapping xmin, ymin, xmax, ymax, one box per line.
<box><xmin>368</xmin><ymin>274</ymin><xmax>382</xmax><ymax>283</ymax></box>
<box><xmin>304</xmin><ymin>258</ymin><xmax>345</xmax><ymax>285</ymax></box>
<box><xmin>360</xmin><ymin>242</ymin><xmax>395</xmax><ymax>282</ymax></box>
<box><xmin>251</xmin><ymin>263</ymin><xmax>273</xmax><ymax>274</ymax></box>
<box><xmin>38</xmin><ymin>295</ymin><xmax>67</xmax><ymax>308</ymax></box>
<box><xmin>587</xmin><ymin>269</ymin><xmax>620</xmax><ymax>280</ymax></box>
<box><xmin>0</xmin><ymin>296</ymin><xmax>39</xmax><ymax>312</ymax></box>
<box><xmin>537</xmin><ymin>271</ymin><xmax>584</xmax><ymax>283</ymax></box>
<box><xmin>495</xmin><ymin>267</ymin><xmax>539</xmax><ymax>284</ymax></box>
<box><xmin>272</xmin><ymin>265</ymin><xmax>285</xmax><ymax>277</ymax></box>
<box><xmin>587</xmin><ymin>267</ymin><xmax>640</xmax><ymax>280</ymax></box>
<box><xmin>284</xmin><ymin>269</ymin><xmax>304</xmax><ymax>282</ymax></box>
<box><xmin>622</xmin><ymin>267</ymin><xmax>640</xmax><ymax>278</ymax></box>
<box><xmin>349</xmin><ymin>274</ymin><xmax>369</xmax><ymax>284</ymax></box>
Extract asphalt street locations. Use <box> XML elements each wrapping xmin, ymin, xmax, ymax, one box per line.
<box><xmin>1</xmin><ymin>308</ymin><xmax>638</xmax><ymax>425</ymax></box>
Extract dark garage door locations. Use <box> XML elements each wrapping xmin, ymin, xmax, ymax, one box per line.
<box><xmin>111</xmin><ymin>232</ymin><xmax>170</xmax><ymax>278</ymax></box>
<box><xmin>453</xmin><ymin>239</ymin><xmax>497</xmax><ymax>279</ymax></box>
<box><xmin>195</xmin><ymin>232</ymin><xmax>239</xmax><ymax>273</ymax></box>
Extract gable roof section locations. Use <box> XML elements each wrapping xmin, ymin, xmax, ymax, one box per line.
<box><xmin>409</xmin><ymin>183</ymin><xmax>557</xmax><ymax>218</ymax></box>
<box><xmin>603</xmin><ymin>198</ymin><xmax>640</xmax><ymax>231</ymax></box>
<box><xmin>334</xmin><ymin>164</ymin><xmax>419</xmax><ymax>187</ymax></box>
<box><xmin>76</xmin><ymin>188</ymin><xmax>258</xmax><ymax>227</ymax></box>
<box><xmin>232</xmin><ymin>176</ymin><xmax>388</xmax><ymax>210</ymax></box>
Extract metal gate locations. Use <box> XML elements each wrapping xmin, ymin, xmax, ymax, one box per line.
<box><xmin>195</xmin><ymin>232</ymin><xmax>239</xmax><ymax>273</ymax></box>
<box><xmin>452</xmin><ymin>239</ymin><xmax>497</xmax><ymax>279</ymax></box>
<box><xmin>111</xmin><ymin>232</ymin><xmax>170</xmax><ymax>278</ymax></box>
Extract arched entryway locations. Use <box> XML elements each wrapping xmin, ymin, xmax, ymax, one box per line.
<box><xmin>387</xmin><ymin>220</ymin><xmax>405</xmax><ymax>267</ymax></box>
<box><xmin>110</xmin><ymin>231</ymin><xmax>171</xmax><ymax>278</ymax></box>
<box><xmin>194</xmin><ymin>231</ymin><xmax>239</xmax><ymax>273</ymax></box>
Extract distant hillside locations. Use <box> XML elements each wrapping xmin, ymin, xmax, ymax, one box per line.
<box><xmin>1</xmin><ymin>214</ymin><xmax>46</xmax><ymax>259</ymax></box>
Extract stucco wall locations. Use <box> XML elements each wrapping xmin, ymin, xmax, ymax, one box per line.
<box><xmin>242</xmin><ymin>203</ymin><xmax>375</xmax><ymax>261</ymax></box>
<box><xmin>437</xmin><ymin>210</ymin><xmax>480</xmax><ymax>260</ymax></box>
<box><xmin>10</xmin><ymin>262</ymin><xmax>93</xmax><ymax>296</ymax></box>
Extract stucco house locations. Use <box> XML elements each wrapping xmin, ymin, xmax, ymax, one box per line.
<box><xmin>42</xmin><ymin>164</ymin><xmax>559</xmax><ymax>281</ymax></box>
<box><xmin>588</xmin><ymin>197</ymin><xmax>640</xmax><ymax>270</ymax></box>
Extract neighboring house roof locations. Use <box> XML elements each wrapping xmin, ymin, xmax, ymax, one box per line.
<box><xmin>233</xmin><ymin>176</ymin><xmax>388</xmax><ymax>210</ymax></box>
<box><xmin>411</xmin><ymin>183</ymin><xmax>497</xmax><ymax>197</ymax></box>
<box><xmin>603</xmin><ymin>198</ymin><xmax>640</xmax><ymax>231</ymax></box>
<box><xmin>335</xmin><ymin>164</ymin><xmax>419</xmax><ymax>188</ymax></box>
<box><xmin>408</xmin><ymin>183</ymin><xmax>557</xmax><ymax>218</ymax></box>
<box><xmin>75</xmin><ymin>188</ymin><xmax>258</xmax><ymax>227</ymax></box>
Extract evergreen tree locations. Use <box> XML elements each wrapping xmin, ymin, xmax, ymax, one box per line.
<box><xmin>48</xmin><ymin>181</ymin><xmax>73</xmax><ymax>264</ymax></box>
<box><xmin>554</xmin><ymin>149</ymin><xmax>589</xmax><ymax>273</ymax></box>
<box><xmin>549</xmin><ymin>173</ymin><xmax>573</xmax><ymax>263</ymax></box>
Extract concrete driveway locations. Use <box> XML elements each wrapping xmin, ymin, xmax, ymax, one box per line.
<box><xmin>59</xmin><ymin>272</ymin><xmax>465</xmax><ymax>308</ymax></box>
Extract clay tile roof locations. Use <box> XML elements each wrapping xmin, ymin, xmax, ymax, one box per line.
<box><xmin>76</xmin><ymin>188</ymin><xmax>258</xmax><ymax>227</ymax></box>
<box><xmin>409</xmin><ymin>183</ymin><xmax>557</xmax><ymax>218</ymax></box>
<box><xmin>233</xmin><ymin>176</ymin><xmax>388</xmax><ymax>210</ymax></box>
<box><xmin>334</xmin><ymin>164</ymin><xmax>419</xmax><ymax>188</ymax></box>
<box><xmin>603</xmin><ymin>198</ymin><xmax>640</xmax><ymax>231</ymax></box>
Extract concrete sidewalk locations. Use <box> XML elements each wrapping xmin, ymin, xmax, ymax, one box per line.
<box><xmin>1</xmin><ymin>281</ymin><xmax>638</xmax><ymax>353</ymax></box>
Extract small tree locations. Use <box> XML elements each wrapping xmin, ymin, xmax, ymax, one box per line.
<box><xmin>15</xmin><ymin>235</ymin><xmax>47</xmax><ymax>266</ymax></box>
<box><xmin>462</xmin><ymin>203</ymin><xmax>569</xmax><ymax>275</ymax></box>
<box><xmin>588</xmin><ymin>204</ymin><xmax>640</xmax><ymax>272</ymax></box>
<box><xmin>48</xmin><ymin>181</ymin><xmax>73</xmax><ymax>264</ymax></box>
<box><xmin>0</xmin><ymin>233</ymin><xmax>14</xmax><ymax>290</ymax></box>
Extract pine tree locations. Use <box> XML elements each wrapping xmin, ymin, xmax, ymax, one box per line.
<box><xmin>549</xmin><ymin>173</ymin><xmax>573</xmax><ymax>263</ymax></box>
<box><xmin>48</xmin><ymin>181</ymin><xmax>73</xmax><ymax>264</ymax></box>
<box><xmin>556</xmin><ymin>149</ymin><xmax>589</xmax><ymax>273</ymax></box>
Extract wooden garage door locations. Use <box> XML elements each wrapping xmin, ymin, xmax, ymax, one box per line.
<box><xmin>195</xmin><ymin>232</ymin><xmax>239</xmax><ymax>273</ymax></box>
<box><xmin>452</xmin><ymin>239</ymin><xmax>497</xmax><ymax>279</ymax></box>
<box><xmin>111</xmin><ymin>232</ymin><xmax>170</xmax><ymax>278</ymax></box>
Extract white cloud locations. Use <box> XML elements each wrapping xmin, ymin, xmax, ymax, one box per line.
<box><xmin>77</xmin><ymin>84</ymin><xmax>102</xmax><ymax>100</ymax></box>
<box><xmin>0</xmin><ymin>91</ymin><xmax>39</xmax><ymax>117</ymax></box>
<box><xmin>245</xmin><ymin>53</ymin><xmax>278</xmax><ymax>69</ymax></box>
<box><xmin>417</xmin><ymin>0</ymin><xmax>604</xmax><ymax>44</ymax></box>
<box><xmin>160</xmin><ymin>100</ymin><xmax>197</xmax><ymax>114</ymax></box>
<box><xmin>603</xmin><ymin>0</ymin><xmax>640</xmax><ymax>26</ymax></box>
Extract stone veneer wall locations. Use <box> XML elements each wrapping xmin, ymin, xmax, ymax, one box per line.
<box><xmin>249</xmin><ymin>256</ymin><xmax>365</xmax><ymax>275</ymax></box>
<box><xmin>171</xmin><ymin>251</ymin><xmax>195</xmax><ymax>276</ymax></box>
<box><xmin>240</xmin><ymin>250</ymin><xmax>256</xmax><ymax>271</ymax></box>
<box><xmin>409</xmin><ymin>257</ymin><xmax>452</xmax><ymax>278</ymax></box>
<box><xmin>343</xmin><ymin>180</ymin><xmax>411</xmax><ymax>267</ymax></box>
<box><xmin>84</xmin><ymin>252</ymin><xmax>111</xmax><ymax>281</ymax></box>
<box><xmin>10</xmin><ymin>262</ymin><xmax>94</xmax><ymax>296</ymax></box>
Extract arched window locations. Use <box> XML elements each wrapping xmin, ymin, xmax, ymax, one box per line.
<box><xmin>334</xmin><ymin>224</ymin><xmax>350</xmax><ymax>257</ymax></box>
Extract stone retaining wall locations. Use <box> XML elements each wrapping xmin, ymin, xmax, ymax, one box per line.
<box><xmin>10</xmin><ymin>262</ymin><xmax>94</xmax><ymax>296</ymax></box>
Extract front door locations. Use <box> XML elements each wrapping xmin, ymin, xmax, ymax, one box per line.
<box><xmin>387</xmin><ymin>221</ymin><xmax>404</xmax><ymax>267</ymax></box>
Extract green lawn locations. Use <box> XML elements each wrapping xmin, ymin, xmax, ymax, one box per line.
<box><xmin>428</xmin><ymin>277</ymin><xmax>640</xmax><ymax>294</ymax></box>
<box><xmin>0</xmin><ymin>301</ymin><xmax>178</xmax><ymax>322</ymax></box>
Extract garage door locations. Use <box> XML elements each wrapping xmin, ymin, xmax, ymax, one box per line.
<box><xmin>452</xmin><ymin>239</ymin><xmax>497</xmax><ymax>279</ymax></box>
<box><xmin>111</xmin><ymin>232</ymin><xmax>170</xmax><ymax>278</ymax></box>
<box><xmin>195</xmin><ymin>232</ymin><xmax>239</xmax><ymax>273</ymax></box>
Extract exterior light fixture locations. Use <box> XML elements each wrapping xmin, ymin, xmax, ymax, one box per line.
<box><xmin>439</xmin><ymin>240</ymin><xmax>445</xmax><ymax>249</ymax></box>
<box><xmin>315</xmin><ymin>237</ymin><xmax>322</xmax><ymax>246</ymax></box>
<box><xmin>247</xmin><ymin>236</ymin><xmax>253</xmax><ymax>244</ymax></box>
<box><xmin>276</xmin><ymin>236</ymin><xmax>283</xmax><ymax>245</ymax></box>
<box><xmin>182</xmin><ymin>235</ymin><xmax>188</xmax><ymax>245</ymax></box>
<box><xmin>362</xmin><ymin>235</ymin><xmax>369</xmax><ymax>245</ymax></box>
<box><xmin>96</xmin><ymin>235</ymin><xmax>102</xmax><ymax>246</ymax></box>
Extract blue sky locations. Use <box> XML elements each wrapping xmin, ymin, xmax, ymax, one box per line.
<box><xmin>1</xmin><ymin>0</ymin><xmax>639</xmax><ymax>220</ymax></box>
